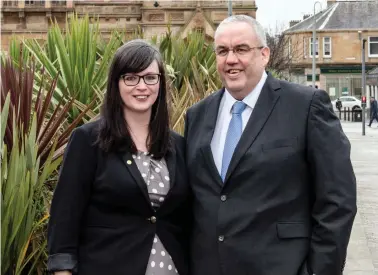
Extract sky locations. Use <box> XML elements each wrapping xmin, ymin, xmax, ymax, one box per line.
<box><xmin>256</xmin><ymin>0</ymin><xmax>328</xmax><ymax>33</ymax></box>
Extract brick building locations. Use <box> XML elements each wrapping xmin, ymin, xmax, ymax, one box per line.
<box><xmin>285</xmin><ymin>0</ymin><xmax>378</xmax><ymax>100</ymax></box>
<box><xmin>1</xmin><ymin>0</ymin><xmax>257</xmax><ymax>51</ymax></box>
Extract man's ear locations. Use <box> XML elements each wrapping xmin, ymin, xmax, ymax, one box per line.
<box><xmin>261</xmin><ymin>47</ymin><xmax>270</xmax><ymax>66</ymax></box>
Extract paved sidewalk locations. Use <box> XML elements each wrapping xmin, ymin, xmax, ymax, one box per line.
<box><xmin>342</xmin><ymin>122</ymin><xmax>378</xmax><ymax>275</ymax></box>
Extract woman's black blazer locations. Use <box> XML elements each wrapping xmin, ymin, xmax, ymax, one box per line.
<box><xmin>47</xmin><ymin>120</ymin><xmax>192</xmax><ymax>275</ymax></box>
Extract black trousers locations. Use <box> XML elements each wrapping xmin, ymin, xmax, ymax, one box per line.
<box><xmin>368</xmin><ymin>113</ymin><xmax>378</xmax><ymax>126</ymax></box>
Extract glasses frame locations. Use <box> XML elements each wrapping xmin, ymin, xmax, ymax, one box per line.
<box><xmin>120</xmin><ymin>73</ymin><xmax>161</xmax><ymax>86</ymax></box>
<box><xmin>214</xmin><ymin>45</ymin><xmax>264</xmax><ymax>57</ymax></box>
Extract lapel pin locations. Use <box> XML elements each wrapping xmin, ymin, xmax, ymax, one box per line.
<box><xmin>127</xmin><ymin>160</ymin><xmax>132</xmax><ymax>165</ymax></box>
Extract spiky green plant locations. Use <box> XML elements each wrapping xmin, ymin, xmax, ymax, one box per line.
<box><xmin>24</xmin><ymin>14</ymin><xmax>123</xmax><ymax>118</ymax></box>
<box><xmin>1</xmin><ymin>55</ymin><xmax>94</xmax><ymax>274</ymax></box>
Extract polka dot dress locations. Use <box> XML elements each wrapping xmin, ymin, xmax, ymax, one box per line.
<box><xmin>133</xmin><ymin>151</ymin><xmax>179</xmax><ymax>275</ymax></box>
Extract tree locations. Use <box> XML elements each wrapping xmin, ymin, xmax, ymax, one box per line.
<box><xmin>266</xmin><ymin>27</ymin><xmax>301</xmax><ymax>80</ymax></box>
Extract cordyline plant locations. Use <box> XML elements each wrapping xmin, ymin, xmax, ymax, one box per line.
<box><xmin>1</xmin><ymin>55</ymin><xmax>95</xmax><ymax>164</ymax></box>
<box><xmin>24</xmin><ymin>14</ymin><xmax>122</xmax><ymax>119</ymax></box>
<box><xmin>159</xmin><ymin>29</ymin><xmax>220</xmax><ymax>93</ymax></box>
<box><xmin>0</xmin><ymin>55</ymin><xmax>94</xmax><ymax>274</ymax></box>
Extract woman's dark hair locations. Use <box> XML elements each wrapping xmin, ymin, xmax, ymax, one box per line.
<box><xmin>95</xmin><ymin>39</ymin><xmax>171</xmax><ymax>159</ymax></box>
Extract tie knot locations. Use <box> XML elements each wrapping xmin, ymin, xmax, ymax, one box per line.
<box><xmin>232</xmin><ymin>101</ymin><xmax>247</xmax><ymax>115</ymax></box>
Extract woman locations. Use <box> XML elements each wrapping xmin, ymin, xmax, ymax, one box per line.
<box><xmin>47</xmin><ymin>40</ymin><xmax>191</xmax><ymax>275</ymax></box>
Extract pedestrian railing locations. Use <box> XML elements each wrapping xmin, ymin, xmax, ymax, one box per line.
<box><xmin>336</xmin><ymin>108</ymin><xmax>364</xmax><ymax>122</ymax></box>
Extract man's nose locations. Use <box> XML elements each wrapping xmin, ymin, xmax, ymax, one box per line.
<box><xmin>225</xmin><ymin>51</ymin><xmax>238</xmax><ymax>64</ymax></box>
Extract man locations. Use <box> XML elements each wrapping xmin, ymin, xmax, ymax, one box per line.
<box><xmin>368</xmin><ymin>96</ymin><xmax>378</xmax><ymax>127</ymax></box>
<box><xmin>336</xmin><ymin>97</ymin><xmax>343</xmax><ymax>111</ymax></box>
<box><xmin>185</xmin><ymin>15</ymin><xmax>356</xmax><ymax>275</ymax></box>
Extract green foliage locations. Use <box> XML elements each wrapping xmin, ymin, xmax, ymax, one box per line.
<box><xmin>24</xmin><ymin>14</ymin><xmax>123</xmax><ymax>118</ymax></box>
<box><xmin>1</xmin><ymin>92</ymin><xmax>61</xmax><ymax>275</ymax></box>
<box><xmin>160</xmin><ymin>30</ymin><xmax>221</xmax><ymax>93</ymax></box>
<box><xmin>1</xmin><ymin>53</ymin><xmax>93</xmax><ymax>274</ymax></box>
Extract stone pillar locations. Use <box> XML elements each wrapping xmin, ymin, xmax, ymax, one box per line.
<box><xmin>19</xmin><ymin>0</ymin><xmax>25</xmax><ymax>8</ymax></box>
<box><xmin>46</xmin><ymin>0</ymin><xmax>51</xmax><ymax>8</ymax></box>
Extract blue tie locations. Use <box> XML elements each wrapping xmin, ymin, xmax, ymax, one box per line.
<box><xmin>221</xmin><ymin>101</ymin><xmax>247</xmax><ymax>181</ymax></box>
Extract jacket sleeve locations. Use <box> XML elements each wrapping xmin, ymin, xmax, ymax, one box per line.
<box><xmin>47</xmin><ymin>126</ymin><xmax>97</xmax><ymax>272</ymax></box>
<box><xmin>306</xmin><ymin>89</ymin><xmax>357</xmax><ymax>275</ymax></box>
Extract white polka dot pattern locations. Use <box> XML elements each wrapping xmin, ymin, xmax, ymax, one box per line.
<box><xmin>132</xmin><ymin>151</ymin><xmax>178</xmax><ymax>275</ymax></box>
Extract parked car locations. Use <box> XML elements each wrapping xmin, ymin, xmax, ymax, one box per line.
<box><xmin>332</xmin><ymin>96</ymin><xmax>362</xmax><ymax>111</ymax></box>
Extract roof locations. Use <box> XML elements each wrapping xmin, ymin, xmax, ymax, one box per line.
<box><xmin>285</xmin><ymin>1</ymin><xmax>378</xmax><ymax>33</ymax></box>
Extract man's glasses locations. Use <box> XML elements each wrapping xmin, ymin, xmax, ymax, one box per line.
<box><xmin>214</xmin><ymin>45</ymin><xmax>264</xmax><ymax>57</ymax></box>
<box><xmin>121</xmin><ymin>74</ymin><xmax>161</xmax><ymax>86</ymax></box>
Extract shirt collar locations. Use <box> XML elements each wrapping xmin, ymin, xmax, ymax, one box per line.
<box><xmin>224</xmin><ymin>71</ymin><xmax>268</xmax><ymax>113</ymax></box>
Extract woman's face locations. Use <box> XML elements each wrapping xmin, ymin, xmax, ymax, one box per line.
<box><xmin>119</xmin><ymin>60</ymin><xmax>160</xmax><ymax>115</ymax></box>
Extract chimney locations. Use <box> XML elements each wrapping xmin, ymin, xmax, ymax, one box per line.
<box><xmin>289</xmin><ymin>20</ymin><xmax>300</xmax><ymax>28</ymax></box>
<box><xmin>303</xmin><ymin>14</ymin><xmax>311</xmax><ymax>20</ymax></box>
<box><xmin>327</xmin><ymin>0</ymin><xmax>337</xmax><ymax>7</ymax></box>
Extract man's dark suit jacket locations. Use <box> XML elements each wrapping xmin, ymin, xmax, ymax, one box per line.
<box><xmin>371</xmin><ymin>99</ymin><xmax>378</xmax><ymax>115</ymax></box>
<box><xmin>185</xmin><ymin>74</ymin><xmax>357</xmax><ymax>275</ymax></box>
<box><xmin>47</xmin><ymin>120</ymin><xmax>191</xmax><ymax>275</ymax></box>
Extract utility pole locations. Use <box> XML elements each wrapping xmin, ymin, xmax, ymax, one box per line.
<box><xmin>359</xmin><ymin>30</ymin><xmax>367</xmax><ymax>136</ymax></box>
<box><xmin>228</xmin><ymin>0</ymin><xmax>232</xmax><ymax>16</ymax></box>
<box><xmin>312</xmin><ymin>1</ymin><xmax>322</xmax><ymax>87</ymax></box>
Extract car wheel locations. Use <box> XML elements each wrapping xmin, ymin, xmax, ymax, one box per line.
<box><xmin>352</xmin><ymin>106</ymin><xmax>361</xmax><ymax>111</ymax></box>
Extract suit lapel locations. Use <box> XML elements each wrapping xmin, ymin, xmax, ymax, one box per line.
<box><xmin>200</xmin><ymin>89</ymin><xmax>225</xmax><ymax>186</ymax></box>
<box><xmin>224</xmin><ymin>74</ymin><xmax>281</xmax><ymax>183</ymax></box>
<box><xmin>118</xmin><ymin>140</ymin><xmax>176</xmax><ymax>207</ymax></box>
<box><xmin>165</xmin><ymin>139</ymin><xmax>177</xmax><ymax>190</ymax></box>
<box><xmin>119</xmin><ymin>151</ymin><xmax>151</xmax><ymax>204</ymax></box>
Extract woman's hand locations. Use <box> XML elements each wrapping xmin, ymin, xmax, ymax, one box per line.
<box><xmin>54</xmin><ymin>272</ymin><xmax>72</xmax><ymax>275</ymax></box>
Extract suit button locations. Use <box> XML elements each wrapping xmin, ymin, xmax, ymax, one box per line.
<box><xmin>218</xmin><ymin>235</ymin><xmax>224</xmax><ymax>242</ymax></box>
<box><xmin>220</xmin><ymin>195</ymin><xmax>227</xmax><ymax>201</ymax></box>
<box><xmin>150</xmin><ymin>216</ymin><xmax>157</xmax><ymax>223</ymax></box>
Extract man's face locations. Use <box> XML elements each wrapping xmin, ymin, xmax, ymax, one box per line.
<box><xmin>214</xmin><ymin>22</ymin><xmax>270</xmax><ymax>100</ymax></box>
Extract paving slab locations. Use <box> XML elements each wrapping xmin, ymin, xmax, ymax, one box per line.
<box><xmin>341</xmin><ymin>122</ymin><xmax>378</xmax><ymax>275</ymax></box>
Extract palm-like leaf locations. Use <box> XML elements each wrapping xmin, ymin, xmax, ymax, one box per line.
<box><xmin>159</xmin><ymin>31</ymin><xmax>221</xmax><ymax>93</ymax></box>
<box><xmin>24</xmin><ymin>14</ymin><xmax>122</xmax><ymax>118</ymax></box>
<box><xmin>1</xmin><ymin>55</ymin><xmax>95</xmax><ymax>165</ymax></box>
<box><xmin>1</xmin><ymin>96</ymin><xmax>62</xmax><ymax>274</ymax></box>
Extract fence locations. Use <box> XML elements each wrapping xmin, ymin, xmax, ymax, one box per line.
<box><xmin>336</xmin><ymin>107</ymin><xmax>364</xmax><ymax>122</ymax></box>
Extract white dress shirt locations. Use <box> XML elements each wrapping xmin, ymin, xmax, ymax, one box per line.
<box><xmin>211</xmin><ymin>71</ymin><xmax>268</xmax><ymax>175</ymax></box>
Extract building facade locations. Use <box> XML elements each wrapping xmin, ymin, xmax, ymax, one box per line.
<box><xmin>1</xmin><ymin>0</ymin><xmax>257</xmax><ymax>51</ymax></box>
<box><xmin>285</xmin><ymin>0</ymin><xmax>378</xmax><ymax>100</ymax></box>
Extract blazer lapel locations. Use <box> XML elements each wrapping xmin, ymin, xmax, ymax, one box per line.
<box><xmin>200</xmin><ymin>89</ymin><xmax>225</xmax><ymax>186</ymax></box>
<box><xmin>119</xmin><ymin>151</ymin><xmax>151</xmax><ymax>204</ymax></box>
<box><xmin>165</xmin><ymin>140</ymin><xmax>176</xmax><ymax>190</ymax></box>
<box><xmin>224</xmin><ymin>74</ymin><xmax>281</xmax><ymax>183</ymax></box>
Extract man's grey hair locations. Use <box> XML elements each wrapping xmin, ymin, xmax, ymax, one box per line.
<box><xmin>214</xmin><ymin>15</ymin><xmax>267</xmax><ymax>47</ymax></box>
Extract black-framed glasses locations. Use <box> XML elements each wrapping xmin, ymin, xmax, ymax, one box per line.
<box><xmin>121</xmin><ymin>74</ymin><xmax>161</xmax><ymax>86</ymax></box>
<box><xmin>214</xmin><ymin>45</ymin><xmax>264</xmax><ymax>57</ymax></box>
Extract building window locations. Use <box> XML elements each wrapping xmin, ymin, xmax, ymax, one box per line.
<box><xmin>309</xmin><ymin>37</ymin><xmax>319</xmax><ymax>58</ymax></box>
<box><xmin>323</xmin><ymin>37</ymin><xmax>331</xmax><ymax>57</ymax></box>
<box><xmin>368</xmin><ymin>37</ymin><xmax>378</xmax><ymax>57</ymax></box>
<box><xmin>51</xmin><ymin>0</ymin><xmax>66</xmax><ymax>6</ymax></box>
<box><xmin>25</xmin><ymin>0</ymin><xmax>45</xmax><ymax>6</ymax></box>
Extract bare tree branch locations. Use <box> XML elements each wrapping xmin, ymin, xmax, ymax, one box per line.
<box><xmin>266</xmin><ymin>26</ymin><xmax>302</xmax><ymax>80</ymax></box>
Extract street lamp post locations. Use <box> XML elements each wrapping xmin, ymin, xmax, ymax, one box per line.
<box><xmin>359</xmin><ymin>30</ymin><xmax>367</xmax><ymax>136</ymax></box>
<box><xmin>312</xmin><ymin>1</ymin><xmax>322</xmax><ymax>87</ymax></box>
<box><xmin>228</xmin><ymin>0</ymin><xmax>232</xmax><ymax>16</ymax></box>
